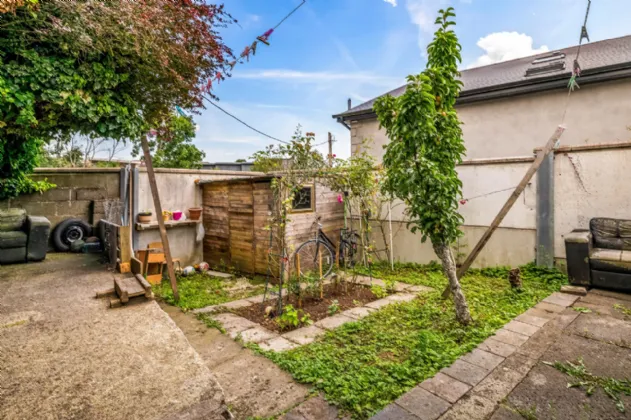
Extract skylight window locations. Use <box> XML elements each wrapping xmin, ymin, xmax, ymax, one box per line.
<box><xmin>525</xmin><ymin>62</ymin><xmax>566</xmax><ymax>77</ymax></box>
<box><xmin>532</xmin><ymin>52</ymin><xmax>565</xmax><ymax>65</ymax></box>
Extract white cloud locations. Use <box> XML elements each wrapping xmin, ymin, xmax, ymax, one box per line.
<box><xmin>384</xmin><ymin>0</ymin><xmax>398</xmax><ymax>6</ymax></box>
<box><xmin>404</xmin><ymin>0</ymin><xmax>449</xmax><ymax>55</ymax></box>
<box><xmin>232</xmin><ymin>69</ymin><xmax>400</xmax><ymax>87</ymax></box>
<box><xmin>468</xmin><ymin>32</ymin><xmax>549</xmax><ymax>68</ymax></box>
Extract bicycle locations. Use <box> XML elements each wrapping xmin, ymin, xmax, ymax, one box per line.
<box><xmin>294</xmin><ymin>216</ymin><xmax>360</xmax><ymax>280</ymax></box>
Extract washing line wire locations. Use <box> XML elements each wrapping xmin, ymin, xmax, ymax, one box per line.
<box><xmin>273</xmin><ymin>0</ymin><xmax>306</xmax><ymax>30</ymax></box>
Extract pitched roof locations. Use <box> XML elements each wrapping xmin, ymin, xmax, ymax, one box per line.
<box><xmin>334</xmin><ymin>35</ymin><xmax>631</xmax><ymax>120</ymax></box>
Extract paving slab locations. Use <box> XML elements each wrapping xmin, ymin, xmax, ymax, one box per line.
<box><xmin>503</xmin><ymin>320</ymin><xmax>540</xmax><ymax>337</ymax></box>
<box><xmin>315</xmin><ymin>313</ymin><xmax>355</xmax><ymax>330</ymax></box>
<box><xmin>420</xmin><ymin>372</ymin><xmax>471</xmax><ymax>403</ymax></box>
<box><xmin>590</xmin><ymin>288</ymin><xmax>631</xmax><ymax>302</ymax></box>
<box><xmin>442</xmin><ymin>359</ymin><xmax>490</xmax><ymax>386</ymax></box>
<box><xmin>578</xmin><ymin>293</ymin><xmax>631</xmax><ymax>320</ymax></box>
<box><xmin>206</xmin><ymin>270</ymin><xmax>233</xmax><ymax>279</ymax></box>
<box><xmin>238</xmin><ymin>326</ymin><xmax>278</xmax><ymax>344</ymax></box>
<box><xmin>461</xmin><ymin>348</ymin><xmax>505</xmax><ymax>370</ymax></box>
<box><xmin>534</xmin><ymin>301</ymin><xmax>566</xmax><ymax>314</ymax></box>
<box><xmin>245</xmin><ymin>294</ymin><xmax>268</xmax><ymax>303</ymax></box>
<box><xmin>499</xmin><ymin>353</ymin><xmax>538</xmax><ymax>376</ymax></box>
<box><xmin>282</xmin><ymin>395</ymin><xmax>341</xmax><ymax>420</ymax></box>
<box><xmin>396</xmin><ymin>387</ymin><xmax>451</xmax><ymax>420</ymax></box>
<box><xmin>514</xmin><ymin>312</ymin><xmax>549</xmax><ymax>327</ymax></box>
<box><xmin>542</xmin><ymin>292</ymin><xmax>579</xmax><ymax>307</ymax></box>
<box><xmin>387</xmin><ymin>293</ymin><xmax>417</xmax><ymax>303</ymax></box>
<box><xmin>258</xmin><ymin>336</ymin><xmax>300</xmax><ymax>352</ymax></box>
<box><xmin>405</xmin><ymin>284</ymin><xmax>435</xmax><ymax>293</ymax></box>
<box><xmin>491</xmin><ymin>329</ymin><xmax>529</xmax><ymax>347</ymax></box>
<box><xmin>365</xmin><ymin>297</ymin><xmax>396</xmax><ymax>309</ymax></box>
<box><xmin>522</xmin><ymin>306</ymin><xmax>558</xmax><ymax>320</ymax></box>
<box><xmin>567</xmin><ymin>312</ymin><xmax>631</xmax><ymax>348</ymax></box>
<box><xmin>478</xmin><ymin>338</ymin><xmax>518</xmax><ymax>358</ymax></box>
<box><xmin>560</xmin><ymin>285</ymin><xmax>587</xmax><ymax>296</ymax></box>
<box><xmin>212</xmin><ymin>313</ymin><xmax>258</xmax><ymax>337</ymax></box>
<box><xmin>438</xmin><ymin>394</ymin><xmax>497</xmax><ymax>420</ymax></box>
<box><xmin>470</xmin><ymin>359</ymin><xmax>529</xmax><ymax>404</ymax></box>
<box><xmin>352</xmin><ymin>275</ymin><xmax>386</xmax><ymax>287</ymax></box>
<box><xmin>370</xmin><ymin>404</ymin><xmax>419</xmax><ymax>420</ymax></box>
<box><xmin>282</xmin><ymin>325</ymin><xmax>326</xmax><ymax>345</ymax></box>
<box><xmin>218</xmin><ymin>299</ymin><xmax>254</xmax><ymax>310</ymax></box>
<box><xmin>341</xmin><ymin>306</ymin><xmax>375</xmax><ymax>319</ymax></box>
<box><xmin>488</xmin><ymin>405</ymin><xmax>524</xmax><ymax>420</ymax></box>
<box><xmin>504</xmin><ymin>362</ymin><xmax>631</xmax><ymax>420</ymax></box>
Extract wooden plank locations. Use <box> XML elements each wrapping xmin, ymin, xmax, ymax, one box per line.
<box><xmin>114</xmin><ymin>278</ymin><xmax>129</xmax><ymax>303</ymax></box>
<box><xmin>442</xmin><ymin>125</ymin><xmax>565</xmax><ymax>298</ymax></box>
<box><xmin>135</xmin><ymin>274</ymin><xmax>152</xmax><ymax>297</ymax></box>
<box><xmin>140</xmin><ymin>135</ymin><xmax>178</xmax><ymax>301</ymax></box>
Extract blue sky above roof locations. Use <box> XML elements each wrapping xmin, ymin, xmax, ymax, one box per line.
<box><xmin>164</xmin><ymin>0</ymin><xmax>631</xmax><ymax>162</ymax></box>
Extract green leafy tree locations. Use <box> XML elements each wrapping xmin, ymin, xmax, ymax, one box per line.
<box><xmin>136</xmin><ymin>114</ymin><xmax>205</xmax><ymax>169</ymax></box>
<box><xmin>0</xmin><ymin>0</ymin><xmax>233</xmax><ymax>199</ymax></box>
<box><xmin>373</xmin><ymin>8</ymin><xmax>472</xmax><ymax>324</ymax></box>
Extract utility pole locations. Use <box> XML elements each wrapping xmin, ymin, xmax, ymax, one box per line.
<box><xmin>328</xmin><ymin>132</ymin><xmax>333</xmax><ymax>167</ymax></box>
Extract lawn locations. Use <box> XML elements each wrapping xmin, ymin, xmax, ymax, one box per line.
<box><xmin>257</xmin><ymin>262</ymin><xmax>567</xmax><ymax>419</ymax></box>
<box><xmin>153</xmin><ymin>272</ymin><xmax>267</xmax><ymax>310</ymax></box>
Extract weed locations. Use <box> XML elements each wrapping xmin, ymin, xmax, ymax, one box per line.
<box><xmin>328</xmin><ymin>300</ymin><xmax>340</xmax><ymax>316</ymax></box>
<box><xmin>545</xmin><ymin>358</ymin><xmax>631</xmax><ymax>413</ymax></box>
<box><xmin>371</xmin><ymin>285</ymin><xmax>388</xmax><ymax>299</ymax></box>
<box><xmin>276</xmin><ymin>305</ymin><xmax>312</xmax><ymax>331</ymax></box>
<box><xmin>613</xmin><ymin>304</ymin><xmax>631</xmax><ymax>319</ymax></box>
<box><xmin>384</xmin><ymin>279</ymin><xmax>397</xmax><ymax>294</ymax></box>
<box><xmin>196</xmin><ymin>313</ymin><xmax>226</xmax><ymax>334</ymax></box>
<box><xmin>573</xmin><ymin>307</ymin><xmax>592</xmax><ymax>313</ymax></box>
<box><xmin>353</xmin><ymin>299</ymin><xmax>362</xmax><ymax>307</ymax></box>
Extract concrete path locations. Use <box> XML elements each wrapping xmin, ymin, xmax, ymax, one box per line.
<box><xmin>0</xmin><ymin>254</ymin><xmax>229</xmax><ymax>420</ymax></box>
<box><xmin>160</xmin><ymin>303</ymin><xmax>314</xmax><ymax>419</ymax></box>
<box><xmin>372</xmin><ymin>289</ymin><xmax>631</xmax><ymax>420</ymax></box>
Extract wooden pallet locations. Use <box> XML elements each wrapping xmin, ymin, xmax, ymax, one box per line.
<box><xmin>95</xmin><ymin>273</ymin><xmax>153</xmax><ymax>308</ymax></box>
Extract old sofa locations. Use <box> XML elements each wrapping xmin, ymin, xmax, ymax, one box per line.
<box><xmin>0</xmin><ymin>208</ymin><xmax>51</xmax><ymax>264</ymax></box>
<box><xmin>565</xmin><ymin>217</ymin><xmax>631</xmax><ymax>293</ymax></box>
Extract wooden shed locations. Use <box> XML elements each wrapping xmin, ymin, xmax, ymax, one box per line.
<box><xmin>200</xmin><ymin>176</ymin><xmax>344</xmax><ymax>275</ymax></box>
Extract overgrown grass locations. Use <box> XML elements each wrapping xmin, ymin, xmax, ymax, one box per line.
<box><xmin>153</xmin><ymin>273</ymin><xmax>266</xmax><ymax>310</ymax></box>
<box><xmin>257</xmin><ymin>262</ymin><xmax>567</xmax><ymax>419</ymax></box>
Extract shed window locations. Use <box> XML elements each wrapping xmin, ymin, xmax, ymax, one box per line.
<box><xmin>292</xmin><ymin>186</ymin><xmax>314</xmax><ymax>212</ymax></box>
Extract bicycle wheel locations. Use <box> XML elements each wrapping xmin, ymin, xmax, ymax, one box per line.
<box><xmin>339</xmin><ymin>231</ymin><xmax>361</xmax><ymax>268</ymax></box>
<box><xmin>294</xmin><ymin>239</ymin><xmax>334</xmax><ymax>280</ymax></box>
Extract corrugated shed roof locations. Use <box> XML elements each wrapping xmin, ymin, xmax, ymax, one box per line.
<box><xmin>334</xmin><ymin>35</ymin><xmax>631</xmax><ymax>118</ymax></box>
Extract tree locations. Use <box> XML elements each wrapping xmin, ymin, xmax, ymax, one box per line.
<box><xmin>0</xmin><ymin>0</ymin><xmax>233</xmax><ymax>199</ymax></box>
<box><xmin>137</xmin><ymin>114</ymin><xmax>206</xmax><ymax>169</ymax></box>
<box><xmin>373</xmin><ymin>7</ymin><xmax>472</xmax><ymax>324</ymax></box>
<box><xmin>235</xmin><ymin>159</ymin><xmax>247</xmax><ymax>163</ymax></box>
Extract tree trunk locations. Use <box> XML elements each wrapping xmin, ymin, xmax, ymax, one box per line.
<box><xmin>433</xmin><ymin>242</ymin><xmax>472</xmax><ymax>325</ymax></box>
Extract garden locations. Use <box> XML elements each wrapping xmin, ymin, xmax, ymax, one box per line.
<box><xmin>256</xmin><ymin>261</ymin><xmax>567</xmax><ymax>418</ymax></box>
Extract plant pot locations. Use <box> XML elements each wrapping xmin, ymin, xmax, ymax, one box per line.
<box><xmin>137</xmin><ymin>213</ymin><xmax>152</xmax><ymax>223</ymax></box>
<box><xmin>162</xmin><ymin>214</ymin><xmax>170</xmax><ymax>222</ymax></box>
<box><xmin>188</xmin><ymin>207</ymin><xmax>202</xmax><ymax>221</ymax></box>
<box><xmin>172</xmin><ymin>211</ymin><xmax>183</xmax><ymax>221</ymax></box>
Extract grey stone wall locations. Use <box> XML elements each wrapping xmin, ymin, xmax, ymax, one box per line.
<box><xmin>1</xmin><ymin>169</ymin><xmax>121</xmax><ymax>229</ymax></box>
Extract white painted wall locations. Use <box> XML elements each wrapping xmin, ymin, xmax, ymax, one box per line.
<box><xmin>554</xmin><ymin>148</ymin><xmax>631</xmax><ymax>259</ymax></box>
<box><xmin>351</xmin><ymin>79</ymin><xmax>631</xmax><ymax>160</ymax></box>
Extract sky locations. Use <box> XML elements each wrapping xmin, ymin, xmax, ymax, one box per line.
<box><xmin>121</xmin><ymin>0</ymin><xmax>631</xmax><ymax>163</ymax></box>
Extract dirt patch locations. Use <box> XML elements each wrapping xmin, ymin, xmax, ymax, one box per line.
<box><xmin>234</xmin><ymin>283</ymin><xmax>381</xmax><ymax>332</ymax></box>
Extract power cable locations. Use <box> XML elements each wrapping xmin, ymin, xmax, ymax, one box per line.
<box><xmin>203</xmin><ymin>95</ymin><xmax>289</xmax><ymax>144</ymax></box>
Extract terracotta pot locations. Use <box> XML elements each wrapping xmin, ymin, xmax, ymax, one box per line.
<box><xmin>188</xmin><ymin>207</ymin><xmax>202</xmax><ymax>221</ymax></box>
<box><xmin>137</xmin><ymin>213</ymin><xmax>152</xmax><ymax>223</ymax></box>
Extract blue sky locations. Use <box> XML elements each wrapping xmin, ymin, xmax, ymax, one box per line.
<box><xmin>161</xmin><ymin>0</ymin><xmax>631</xmax><ymax>163</ymax></box>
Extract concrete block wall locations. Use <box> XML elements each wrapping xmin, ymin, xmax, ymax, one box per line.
<box><xmin>2</xmin><ymin>168</ymin><xmax>121</xmax><ymax>229</ymax></box>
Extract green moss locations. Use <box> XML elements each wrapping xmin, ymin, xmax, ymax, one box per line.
<box><xmin>260</xmin><ymin>262</ymin><xmax>567</xmax><ymax>419</ymax></box>
<box><xmin>153</xmin><ymin>273</ymin><xmax>265</xmax><ymax>310</ymax></box>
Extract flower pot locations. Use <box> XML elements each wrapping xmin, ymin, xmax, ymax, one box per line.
<box><xmin>162</xmin><ymin>214</ymin><xmax>170</xmax><ymax>222</ymax></box>
<box><xmin>137</xmin><ymin>213</ymin><xmax>152</xmax><ymax>223</ymax></box>
<box><xmin>188</xmin><ymin>207</ymin><xmax>202</xmax><ymax>221</ymax></box>
<box><xmin>172</xmin><ymin>211</ymin><xmax>183</xmax><ymax>221</ymax></box>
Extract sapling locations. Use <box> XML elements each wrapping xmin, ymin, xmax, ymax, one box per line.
<box><xmin>374</xmin><ymin>7</ymin><xmax>472</xmax><ymax>324</ymax></box>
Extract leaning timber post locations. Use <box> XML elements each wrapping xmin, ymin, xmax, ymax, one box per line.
<box><xmin>536</xmin><ymin>152</ymin><xmax>555</xmax><ymax>268</ymax></box>
<box><xmin>140</xmin><ymin>132</ymin><xmax>179</xmax><ymax>301</ymax></box>
<box><xmin>442</xmin><ymin>125</ymin><xmax>565</xmax><ymax>298</ymax></box>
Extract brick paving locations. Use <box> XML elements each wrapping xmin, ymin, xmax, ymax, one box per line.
<box><xmin>370</xmin><ymin>291</ymin><xmax>584</xmax><ymax>420</ymax></box>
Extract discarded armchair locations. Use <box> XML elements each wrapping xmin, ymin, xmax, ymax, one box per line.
<box><xmin>0</xmin><ymin>208</ymin><xmax>51</xmax><ymax>264</ymax></box>
<box><xmin>565</xmin><ymin>217</ymin><xmax>631</xmax><ymax>293</ymax></box>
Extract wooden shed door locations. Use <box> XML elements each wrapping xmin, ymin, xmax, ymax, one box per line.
<box><xmin>228</xmin><ymin>183</ymin><xmax>255</xmax><ymax>273</ymax></box>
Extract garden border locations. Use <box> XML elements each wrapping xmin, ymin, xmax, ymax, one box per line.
<box><xmin>192</xmin><ymin>275</ymin><xmax>434</xmax><ymax>351</ymax></box>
